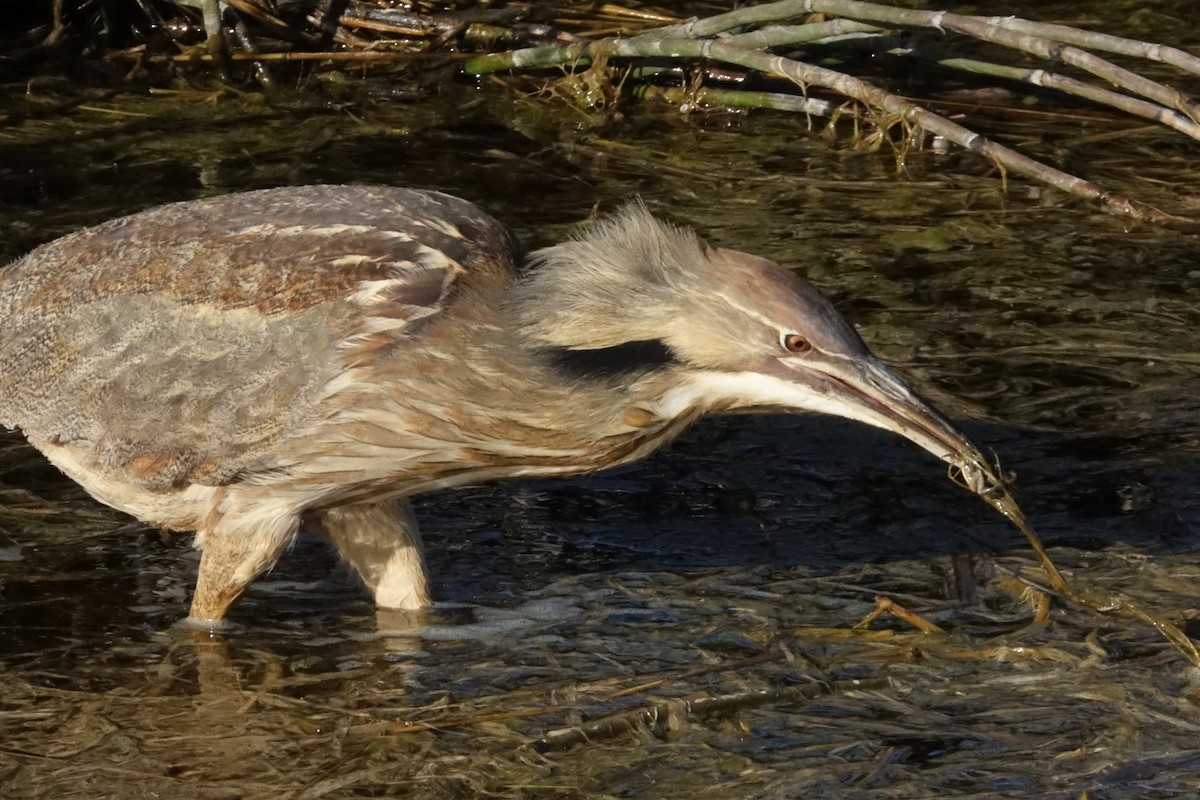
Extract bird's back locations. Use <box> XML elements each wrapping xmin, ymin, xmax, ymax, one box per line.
<box><xmin>0</xmin><ymin>185</ymin><xmax>521</xmax><ymax>496</ymax></box>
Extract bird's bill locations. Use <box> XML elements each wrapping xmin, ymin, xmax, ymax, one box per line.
<box><xmin>814</xmin><ymin>356</ymin><xmax>984</xmax><ymax>466</ymax></box>
<box><xmin>689</xmin><ymin>357</ymin><xmax>985</xmax><ymax>467</ymax></box>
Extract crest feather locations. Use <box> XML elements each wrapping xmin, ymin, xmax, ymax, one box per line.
<box><xmin>506</xmin><ymin>204</ymin><xmax>707</xmax><ymax>350</ymax></box>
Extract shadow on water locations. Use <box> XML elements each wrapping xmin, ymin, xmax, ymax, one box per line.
<box><xmin>2</xmin><ymin>14</ymin><xmax>1200</xmax><ymax>797</ymax></box>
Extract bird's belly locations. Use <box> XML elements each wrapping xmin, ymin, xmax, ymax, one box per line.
<box><xmin>33</xmin><ymin>437</ymin><xmax>224</xmax><ymax>532</ymax></box>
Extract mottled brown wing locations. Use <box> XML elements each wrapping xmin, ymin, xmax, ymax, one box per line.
<box><xmin>0</xmin><ymin>185</ymin><xmax>521</xmax><ymax>490</ymax></box>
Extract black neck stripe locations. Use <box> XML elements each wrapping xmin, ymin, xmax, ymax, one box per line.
<box><xmin>547</xmin><ymin>339</ymin><xmax>678</xmax><ymax>381</ymax></box>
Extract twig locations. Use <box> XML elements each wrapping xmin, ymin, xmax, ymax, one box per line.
<box><xmin>986</xmin><ymin>15</ymin><xmax>1200</xmax><ymax>78</ymax></box>
<box><xmin>465</xmin><ymin>37</ymin><xmax>1180</xmax><ymax>225</ymax></box>
<box><xmin>120</xmin><ymin>49</ymin><xmax>470</xmax><ymax>64</ymax></box>
<box><xmin>894</xmin><ymin>48</ymin><xmax>1200</xmax><ymax>142</ymax></box>
<box><xmin>855</xmin><ymin>596</ymin><xmax>946</xmax><ymax>633</ymax></box>
<box><xmin>639</xmin><ymin>1</ymin><xmax>1200</xmax><ymax>125</ymax></box>
<box><xmin>720</xmin><ymin>18</ymin><xmax>883</xmax><ymax>49</ymax></box>
<box><xmin>634</xmin><ymin>84</ymin><xmax>835</xmax><ymax>116</ymax></box>
<box><xmin>529</xmin><ymin>677</ymin><xmax>889</xmax><ymax>753</ymax></box>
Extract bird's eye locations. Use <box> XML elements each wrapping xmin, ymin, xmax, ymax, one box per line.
<box><xmin>782</xmin><ymin>333</ymin><xmax>812</xmax><ymax>354</ymax></box>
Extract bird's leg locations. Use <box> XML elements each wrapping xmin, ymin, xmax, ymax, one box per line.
<box><xmin>190</xmin><ymin>511</ymin><xmax>300</xmax><ymax>625</ymax></box>
<box><xmin>311</xmin><ymin>499</ymin><xmax>431</xmax><ymax>610</ymax></box>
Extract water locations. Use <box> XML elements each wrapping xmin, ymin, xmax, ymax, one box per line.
<box><xmin>1</xmin><ymin>4</ymin><xmax>1200</xmax><ymax>797</ymax></box>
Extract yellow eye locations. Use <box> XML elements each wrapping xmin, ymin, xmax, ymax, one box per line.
<box><xmin>783</xmin><ymin>333</ymin><xmax>812</xmax><ymax>354</ymax></box>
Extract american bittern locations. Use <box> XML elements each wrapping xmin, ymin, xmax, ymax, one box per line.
<box><xmin>0</xmin><ymin>186</ymin><xmax>985</xmax><ymax>626</ymax></box>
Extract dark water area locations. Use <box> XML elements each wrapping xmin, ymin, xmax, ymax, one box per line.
<box><xmin>1</xmin><ymin>2</ymin><xmax>1200</xmax><ymax>798</ymax></box>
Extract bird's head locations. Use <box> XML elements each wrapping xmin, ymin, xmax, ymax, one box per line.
<box><xmin>506</xmin><ymin>204</ymin><xmax>984</xmax><ymax>467</ymax></box>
